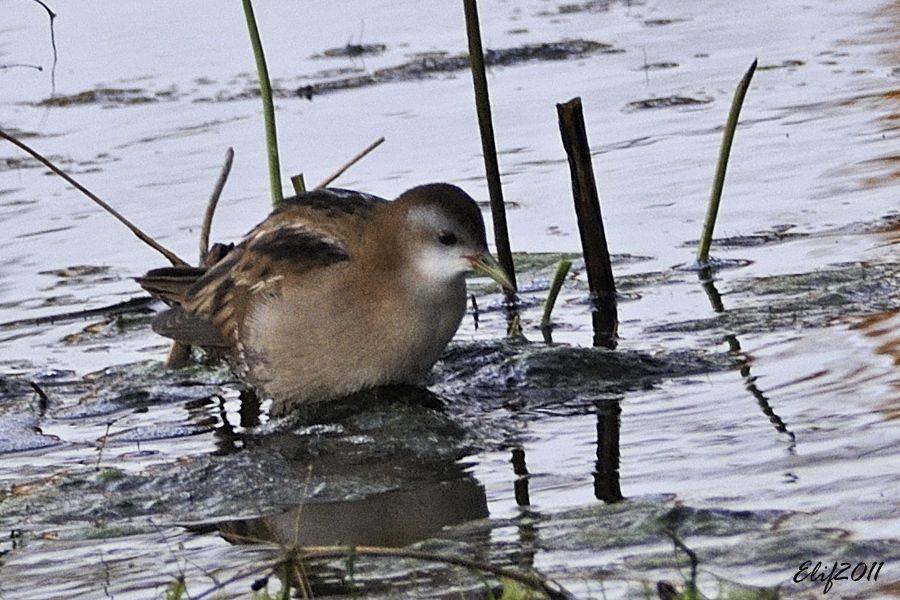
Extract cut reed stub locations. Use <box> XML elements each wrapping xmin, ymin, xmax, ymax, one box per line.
<box><xmin>556</xmin><ymin>97</ymin><xmax>618</xmax><ymax>348</ymax></box>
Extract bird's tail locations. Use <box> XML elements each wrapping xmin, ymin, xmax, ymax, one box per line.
<box><xmin>135</xmin><ymin>266</ymin><xmax>207</xmax><ymax>306</ymax></box>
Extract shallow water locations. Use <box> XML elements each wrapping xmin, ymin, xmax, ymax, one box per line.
<box><xmin>1</xmin><ymin>1</ymin><xmax>899</xmax><ymax>599</ymax></box>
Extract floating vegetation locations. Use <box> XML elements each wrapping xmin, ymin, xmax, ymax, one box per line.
<box><xmin>624</xmin><ymin>96</ymin><xmax>713</xmax><ymax>111</ymax></box>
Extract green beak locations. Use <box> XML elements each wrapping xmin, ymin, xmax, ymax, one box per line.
<box><xmin>469</xmin><ymin>251</ymin><xmax>515</xmax><ymax>292</ymax></box>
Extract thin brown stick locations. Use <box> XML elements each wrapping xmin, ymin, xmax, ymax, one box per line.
<box><xmin>313</xmin><ymin>136</ymin><xmax>385</xmax><ymax>190</ymax></box>
<box><xmin>0</xmin><ymin>64</ymin><xmax>43</xmax><ymax>72</ymax></box>
<box><xmin>0</xmin><ymin>128</ymin><xmax>189</xmax><ymax>267</ymax></box>
<box><xmin>94</xmin><ymin>419</ymin><xmax>118</xmax><ymax>471</ymax></box>
<box><xmin>664</xmin><ymin>529</ymin><xmax>698</xmax><ymax>597</ymax></box>
<box><xmin>192</xmin><ymin>564</ymin><xmax>274</xmax><ymax>600</ymax></box>
<box><xmin>0</xmin><ymin>296</ymin><xmax>154</xmax><ymax>329</ymax></box>
<box><xmin>177</xmin><ymin>148</ymin><xmax>234</xmax><ymax>367</ymax></box>
<box><xmin>28</xmin><ymin>381</ymin><xmax>50</xmax><ymax>416</ymax></box>
<box><xmin>292</xmin><ymin>561</ymin><xmax>312</xmax><ymax>600</ymax></box>
<box><xmin>199</xmin><ymin>147</ymin><xmax>234</xmax><ymax>264</ymax></box>
<box><xmin>30</xmin><ymin>0</ymin><xmax>58</xmax><ymax>95</ymax></box>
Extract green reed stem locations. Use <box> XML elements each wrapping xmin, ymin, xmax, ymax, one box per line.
<box><xmin>540</xmin><ymin>259</ymin><xmax>572</xmax><ymax>329</ymax></box>
<box><xmin>696</xmin><ymin>58</ymin><xmax>758</xmax><ymax>264</ymax></box>
<box><xmin>241</xmin><ymin>0</ymin><xmax>283</xmax><ymax>207</ymax></box>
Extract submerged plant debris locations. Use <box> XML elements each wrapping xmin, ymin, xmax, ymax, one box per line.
<box><xmin>624</xmin><ymin>96</ymin><xmax>713</xmax><ymax>111</ymax></box>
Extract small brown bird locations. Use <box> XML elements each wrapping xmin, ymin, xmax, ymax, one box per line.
<box><xmin>137</xmin><ymin>183</ymin><xmax>513</xmax><ymax>415</ymax></box>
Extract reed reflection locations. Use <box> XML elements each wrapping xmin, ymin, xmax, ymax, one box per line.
<box><xmin>594</xmin><ymin>398</ymin><xmax>623</xmax><ymax>503</ymax></box>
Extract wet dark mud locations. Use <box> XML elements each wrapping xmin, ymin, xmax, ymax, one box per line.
<box><xmin>36</xmin><ymin>39</ymin><xmax>620</xmax><ymax>108</ymax></box>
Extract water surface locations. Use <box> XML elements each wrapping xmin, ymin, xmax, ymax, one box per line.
<box><xmin>1</xmin><ymin>1</ymin><xmax>898</xmax><ymax>598</ymax></box>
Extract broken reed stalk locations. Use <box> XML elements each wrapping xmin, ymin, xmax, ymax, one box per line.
<box><xmin>199</xmin><ymin>147</ymin><xmax>234</xmax><ymax>264</ymax></box>
<box><xmin>540</xmin><ymin>258</ymin><xmax>572</xmax><ymax>330</ymax></box>
<box><xmin>463</xmin><ymin>0</ymin><xmax>517</xmax><ymax>294</ymax></box>
<box><xmin>314</xmin><ymin>136</ymin><xmax>386</xmax><ymax>190</ymax></box>
<box><xmin>240</xmin><ymin>0</ymin><xmax>284</xmax><ymax>207</ymax></box>
<box><xmin>696</xmin><ymin>58</ymin><xmax>758</xmax><ymax>264</ymax></box>
<box><xmin>290</xmin><ymin>173</ymin><xmax>306</xmax><ymax>195</ymax></box>
<box><xmin>556</xmin><ymin>98</ymin><xmax>618</xmax><ymax>348</ymax></box>
<box><xmin>290</xmin><ymin>137</ymin><xmax>386</xmax><ymax>196</ymax></box>
<box><xmin>0</xmin><ymin>128</ymin><xmax>189</xmax><ymax>267</ymax></box>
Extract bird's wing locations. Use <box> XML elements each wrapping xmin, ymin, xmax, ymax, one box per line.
<box><xmin>180</xmin><ymin>217</ymin><xmax>359</xmax><ymax>346</ymax></box>
<box><xmin>138</xmin><ymin>188</ymin><xmax>386</xmax><ymax>348</ymax></box>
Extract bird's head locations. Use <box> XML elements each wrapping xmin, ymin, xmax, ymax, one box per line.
<box><xmin>396</xmin><ymin>183</ymin><xmax>514</xmax><ymax>293</ymax></box>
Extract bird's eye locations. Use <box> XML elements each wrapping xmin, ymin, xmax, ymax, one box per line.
<box><xmin>438</xmin><ymin>230</ymin><xmax>458</xmax><ymax>246</ymax></box>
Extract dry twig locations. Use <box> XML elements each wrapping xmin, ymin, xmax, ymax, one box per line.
<box><xmin>29</xmin><ymin>0</ymin><xmax>58</xmax><ymax>94</ymax></box>
<box><xmin>0</xmin><ymin>128</ymin><xmax>188</xmax><ymax>267</ymax></box>
<box><xmin>664</xmin><ymin>528</ymin><xmax>698</xmax><ymax>596</ymax></box>
<box><xmin>313</xmin><ymin>136</ymin><xmax>385</xmax><ymax>190</ymax></box>
<box><xmin>199</xmin><ymin>147</ymin><xmax>234</xmax><ymax>264</ymax></box>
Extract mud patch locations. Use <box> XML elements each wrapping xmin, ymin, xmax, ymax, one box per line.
<box><xmin>757</xmin><ymin>59</ymin><xmax>806</xmax><ymax>70</ymax></box>
<box><xmin>538</xmin><ymin>1</ymin><xmax>622</xmax><ymax>16</ymax></box>
<box><xmin>38</xmin><ymin>265</ymin><xmax>121</xmax><ymax>288</ymax></box>
<box><xmin>32</xmin><ymin>40</ymin><xmax>623</xmax><ymax>108</ymax></box>
<box><xmin>312</xmin><ymin>43</ymin><xmax>388</xmax><ymax>59</ymax></box>
<box><xmin>294</xmin><ymin>39</ymin><xmax>620</xmax><ymax>100</ymax></box>
<box><xmin>37</xmin><ymin>87</ymin><xmax>178</xmax><ymax>108</ymax></box>
<box><xmin>683</xmin><ymin>227</ymin><xmax>810</xmax><ymax>249</ymax></box>
<box><xmin>1</xmin><ymin>154</ymin><xmax>65</xmax><ymax>173</ymax></box>
<box><xmin>625</xmin><ymin>96</ymin><xmax>713</xmax><ymax>111</ymax></box>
